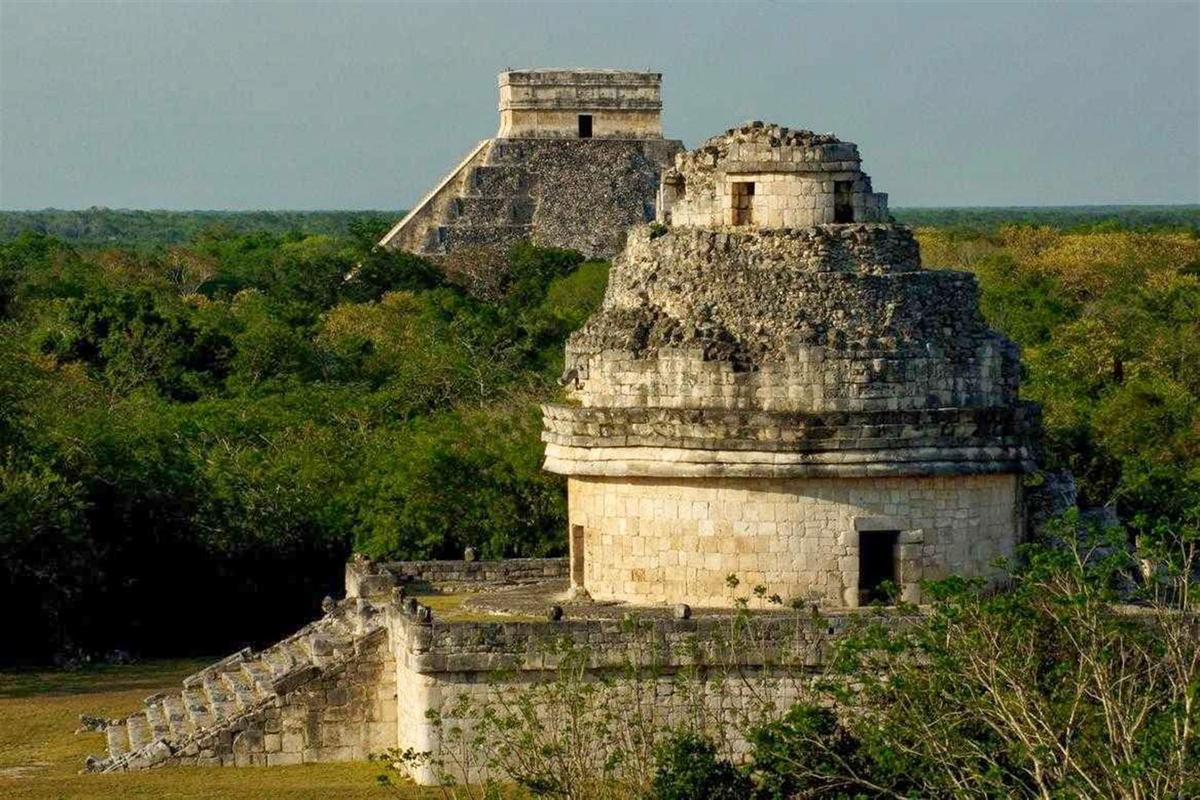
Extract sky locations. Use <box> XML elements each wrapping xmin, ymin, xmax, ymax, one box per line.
<box><xmin>1</xmin><ymin>0</ymin><xmax>1197</xmax><ymax>210</ymax></box>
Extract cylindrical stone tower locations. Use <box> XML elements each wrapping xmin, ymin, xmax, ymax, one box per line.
<box><xmin>542</xmin><ymin>122</ymin><xmax>1039</xmax><ymax>609</ymax></box>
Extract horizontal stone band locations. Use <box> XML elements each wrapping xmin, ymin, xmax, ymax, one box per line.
<box><xmin>543</xmin><ymin>403</ymin><xmax>1038</xmax><ymax>450</ymax></box>
<box><xmin>543</xmin><ymin>442</ymin><xmax>1034</xmax><ymax>478</ymax></box>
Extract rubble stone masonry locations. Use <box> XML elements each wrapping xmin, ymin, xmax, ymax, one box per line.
<box><xmin>543</xmin><ymin>123</ymin><xmax>1038</xmax><ymax>608</ymax></box>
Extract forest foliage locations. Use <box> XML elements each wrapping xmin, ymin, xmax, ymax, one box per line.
<box><xmin>0</xmin><ymin>220</ymin><xmax>605</xmax><ymax>661</ymax></box>
<box><xmin>0</xmin><ymin>209</ymin><xmax>404</xmax><ymax>248</ymax></box>
<box><xmin>0</xmin><ymin>208</ymin><xmax>1197</xmax><ymax>663</ymax></box>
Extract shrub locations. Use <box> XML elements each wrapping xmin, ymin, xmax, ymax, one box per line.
<box><xmin>649</xmin><ymin>733</ymin><xmax>751</xmax><ymax>800</ymax></box>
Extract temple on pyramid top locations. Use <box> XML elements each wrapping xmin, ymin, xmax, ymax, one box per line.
<box><xmin>379</xmin><ymin>69</ymin><xmax>680</xmax><ymax>258</ymax></box>
<box><xmin>497</xmin><ymin>69</ymin><xmax>666</xmax><ymax>139</ymax></box>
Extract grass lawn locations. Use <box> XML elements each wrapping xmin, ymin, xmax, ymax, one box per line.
<box><xmin>0</xmin><ymin>659</ymin><xmax>437</xmax><ymax>800</ymax></box>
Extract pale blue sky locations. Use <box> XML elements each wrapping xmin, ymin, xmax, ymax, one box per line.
<box><xmin>1</xmin><ymin>0</ymin><xmax>1197</xmax><ymax>209</ymax></box>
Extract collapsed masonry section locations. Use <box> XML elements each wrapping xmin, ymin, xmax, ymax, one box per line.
<box><xmin>658</xmin><ymin>121</ymin><xmax>889</xmax><ymax>228</ymax></box>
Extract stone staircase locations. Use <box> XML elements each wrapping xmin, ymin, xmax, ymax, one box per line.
<box><xmin>84</xmin><ymin>598</ymin><xmax>386</xmax><ymax>772</ymax></box>
<box><xmin>428</xmin><ymin>140</ymin><xmax>536</xmax><ymax>253</ymax></box>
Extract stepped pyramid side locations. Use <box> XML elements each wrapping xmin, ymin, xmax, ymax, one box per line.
<box><xmin>379</xmin><ymin>69</ymin><xmax>682</xmax><ymax>259</ymax></box>
<box><xmin>84</xmin><ymin>597</ymin><xmax>395</xmax><ymax>771</ymax></box>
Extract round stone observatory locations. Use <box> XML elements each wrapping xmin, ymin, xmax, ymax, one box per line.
<box><xmin>542</xmin><ymin>122</ymin><xmax>1039</xmax><ymax>609</ymax></box>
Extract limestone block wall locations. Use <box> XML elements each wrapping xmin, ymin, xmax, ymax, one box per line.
<box><xmin>389</xmin><ymin>611</ymin><xmax>860</xmax><ymax>785</ymax></box>
<box><xmin>164</xmin><ymin>629</ymin><xmax>397</xmax><ymax>767</ymax></box>
<box><xmin>566</xmin><ymin>474</ymin><xmax>1020</xmax><ymax>608</ymax></box>
<box><xmin>667</xmin><ymin>172</ymin><xmax>888</xmax><ymax>228</ymax></box>
<box><xmin>375</xmin><ymin>557</ymin><xmax>568</xmax><ymax>586</ymax></box>
<box><xmin>567</xmin><ymin>342</ymin><xmax>1017</xmax><ymax>414</ymax></box>
<box><xmin>500</xmin><ymin>109</ymin><xmax>663</xmax><ymax>139</ymax></box>
<box><xmin>498</xmin><ymin>69</ymin><xmax>663</xmax><ymax>139</ymax></box>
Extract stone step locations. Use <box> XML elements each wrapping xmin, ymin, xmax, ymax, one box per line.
<box><xmin>161</xmin><ymin>693</ymin><xmax>195</xmax><ymax>739</ymax></box>
<box><xmin>143</xmin><ymin>700</ymin><xmax>171</xmax><ymax>740</ymax></box>
<box><xmin>262</xmin><ymin>644</ymin><xmax>296</xmax><ymax>677</ymax></box>
<box><xmin>221</xmin><ymin>668</ymin><xmax>260</xmax><ymax>710</ymax></box>
<box><xmin>105</xmin><ymin>722</ymin><xmax>129</xmax><ymax>757</ymax></box>
<box><xmin>241</xmin><ymin>659</ymin><xmax>276</xmax><ymax>696</ymax></box>
<box><xmin>182</xmin><ymin>647</ymin><xmax>251</xmax><ymax>689</ymax></box>
<box><xmin>182</xmin><ymin>686</ymin><xmax>215</xmax><ymax>730</ymax></box>
<box><xmin>451</xmin><ymin>196</ymin><xmax>535</xmax><ymax>225</ymax></box>
<box><xmin>467</xmin><ymin>165</ymin><xmax>529</xmax><ymax>196</ymax></box>
<box><xmin>202</xmin><ymin>675</ymin><xmax>237</xmax><ymax>722</ymax></box>
<box><xmin>286</xmin><ymin>636</ymin><xmax>314</xmax><ymax>664</ymax></box>
<box><xmin>91</xmin><ymin>606</ymin><xmax>364</xmax><ymax>772</ymax></box>
<box><xmin>438</xmin><ymin>224</ymin><xmax>533</xmax><ymax>252</ymax></box>
<box><xmin>126</xmin><ymin>713</ymin><xmax>153</xmax><ymax>750</ymax></box>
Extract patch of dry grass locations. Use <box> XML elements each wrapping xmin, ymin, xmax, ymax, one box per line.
<box><xmin>411</xmin><ymin>590</ymin><xmax>539</xmax><ymax>623</ymax></box>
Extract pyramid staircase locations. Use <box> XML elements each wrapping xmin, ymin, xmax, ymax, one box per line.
<box><xmin>421</xmin><ymin>139</ymin><xmax>538</xmax><ymax>254</ymax></box>
<box><xmin>84</xmin><ymin>598</ymin><xmax>385</xmax><ymax>772</ymax></box>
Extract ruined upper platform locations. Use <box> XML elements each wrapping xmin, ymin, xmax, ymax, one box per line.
<box><xmin>544</xmin><ymin>124</ymin><xmax>1038</xmax><ymax>479</ymax></box>
<box><xmin>659</xmin><ymin>121</ymin><xmax>888</xmax><ymax>228</ymax></box>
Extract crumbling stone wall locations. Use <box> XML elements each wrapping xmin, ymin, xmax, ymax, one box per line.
<box><xmin>658</xmin><ymin>122</ymin><xmax>889</xmax><ymax>227</ymax></box>
<box><xmin>375</xmin><ymin>557</ymin><xmax>567</xmax><ymax>586</ymax></box>
<box><xmin>154</xmin><ymin>629</ymin><xmax>396</xmax><ymax>768</ymax></box>
<box><xmin>519</xmin><ymin>138</ymin><xmax>680</xmax><ymax>256</ymax></box>
<box><xmin>560</xmin><ymin>225</ymin><xmax>1023</xmax><ymax>415</ymax></box>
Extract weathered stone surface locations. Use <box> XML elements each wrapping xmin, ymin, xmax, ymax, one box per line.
<box><xmin>379</xmin><ymin>70</ymin><xmax>682</xmax><ymax>259</ymax></box>
<box><xmin>498</xmin><ymin>69</ymin><xmax>665</xmax><ymax>140</ymax></box>
<box><xmin>658</xmin><ymin>122</ymin><xmax>888</xmax><ymax>228</ymax></box>
<box><xmin>88</xmin><ymin>600</ymin><xmax>396</xmax><ymax>774</ymax></box>
<box><xmin>542</xmin><ymin>124</ymin><xmax>1039</xmax><ymax>610</ymax></box>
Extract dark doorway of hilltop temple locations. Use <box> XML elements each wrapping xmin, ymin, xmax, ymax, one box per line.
<box><xmin>578</xmin><ymin>114</ymin><xmax>593</xmax><ymax>138</ymax></box>
<box><xmin>731</xmin><ymin>181</ymin><xmax>755</xmax><ymax>226</ymax></box>
<box><xmin>834</xmin><ymin>180</ymin><xmax>854</xmax><ymax>222</ymax></box>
